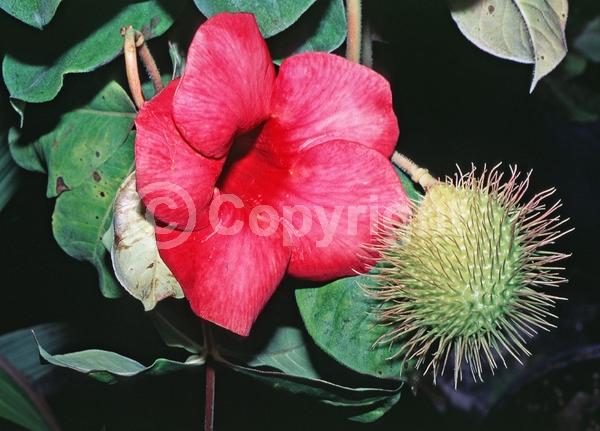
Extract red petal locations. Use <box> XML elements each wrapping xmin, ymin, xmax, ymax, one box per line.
<box><xmin>135</xmin><ymin>80</ymin><xmax>224</xmax><ymax>229</ymax></box>
<box><xmin>156</xmin><ymin>204</ymin><xmax>289</xmax><ymax>336</ymax></box>
<box><xmin>259</xmin><ymin>52</ymin><xmax>399</xmax><ymax>159</ymax></box>
<box><xmin>173</xmin><ymin>13</ymin><xmax>276</xmax><ymax>159</ymax></box>
<box><xmin>280</xmin><ymin>140</ymin><xmax>410</xmax><ymax>280</ymax></box>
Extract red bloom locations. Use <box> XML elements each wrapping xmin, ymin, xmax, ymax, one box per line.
<box><xmin>134</xmin><ymin>13</ymin><xmax>410</xmax><ymax>335</ymax></box>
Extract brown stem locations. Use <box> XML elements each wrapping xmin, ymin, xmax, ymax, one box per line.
<box><xmin>392</xmin><ymin>151</ymin><xmax>439</xmax><ymax>190</ymax></box>
<box><xmin>121</xmin><ymin>26</ymin><xmax>144</xmax><ymax>109</ymax></box>
<box><xmin>134</xmin><ymin>31</ymin><xmax>164</xmax><ymax>94</ymax></box>
<box><xmin>204</xmin><ymin>361</ymin><xmax>216</xmax><ymax>431</ymax></box>
<box><xmin>345</xmin><ymin>0</ymin><xmax>362</xmax><ymax>63</ymax></box>
<box><xmin>201</xmin><ymin>321</ymin><xmax>216</xmax><ymax>431</ymax></box>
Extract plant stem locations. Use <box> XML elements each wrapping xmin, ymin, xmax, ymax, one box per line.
<box><xmin>121</xmin><ymin>26</ymin><xmax>144</xmax><ymax>109</ymax></box>
<box><xmin>134</xmin><ymin>31</ymin><xmax>164</xmax><ymax>94</ymax></box>
<box><xmin>392</xmin><ymin>151</ymin><xmax>439</xmax><ymax>190</ymax></box>
<box><xmin>345</xmin><ymin>0</ymin><xmax>362</xmax><ymax>63</ymax></box>
<box><xmin>204</xmin><ymin>361</ymin><xmax>216</xmax><ymax>431</ymax></box>
<box><xmin>201</xmin><ymin>321</ymin><xmax>217</xmax><ymax>431</ymax></box>
<box><xmin>361</xmin><ymin>18</ymin><xmax>373</xmax><ymax>68</ymax></box>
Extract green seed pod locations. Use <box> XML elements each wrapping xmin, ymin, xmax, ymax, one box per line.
<box><xmin>369</xmin><ymin>165</ymin><xmax>572</xmax><ymax>386</ymax></box>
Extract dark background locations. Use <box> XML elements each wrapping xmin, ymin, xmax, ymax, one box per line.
<box><xmin>1</xmin><ymin>1</ymin><xmax>600</xmax><ymax>429</ymax></box>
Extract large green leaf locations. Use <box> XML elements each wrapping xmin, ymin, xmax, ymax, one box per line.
<box><xmin>14</xmin><ymin>82</ymin><xmax>136</xmax><ymax>198</ymax></box>
<box><xmin>35</xmin><ymin>340</ymin><xmax>204</xmax><ymax>385</ymax></box>
<box><xmin>2</xmin><ymin>0</ymin><xmax>184</xmax><ymax>104</ymax></box>
<box><xmin>10</xmin><ymin>81</ymin><xmax>136</xmax><ymax>298</ymax></box>
<box><xmin>449</xmin><ymin>0</ymin><xmax>568</xmax><ymax>91</ymax></box>
<box><xmin>53</xmin><ymin>132</ymin><xmax>134</xmax><ymax>298</ymax></box>
<box><xmin>193</xmin><ymin>0</ymin><xmax>316</xmax><ymax>38</ymax></box>
<box><xmin>0</xmin><ymin>129</ymin><xmax>19</xmax><ymax>212</ymax></box>
<box><xmin>295</xmin><ymin>275</ymin><xmax>404</xmax><ymax>380</ymax></box>
<box><xmin>0</xmin><ymin>0</ymin><xmax>61</xmax><ymax>29</ymax></box>
<box><xmin>269</xmin><ymin>0</ymin><xmax>346</xmax><ymax>63</ymax></box>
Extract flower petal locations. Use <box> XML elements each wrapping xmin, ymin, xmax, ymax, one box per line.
<box><xmin>173</xmin><ymin>13</ymin><xmax>276</xmax><ymax>159</ymax></box>
<box><xmin>260</xmin><ymin>52</ymin><xmax>399</xmax><ymax>159</ymax></box>
<box><xmin>280</xmin><ymin>140</ymin><xmax>410</xmax><ymax>280</ymax></box>
<box><xmin>155</xmin><ymin>202</ymin><xmax>290</xmax><ymax>336</ymax></box>
<box><xmin>135</xmin><ymin>80</ymin><xmax>224</xmax><ymax>229</ymax></box>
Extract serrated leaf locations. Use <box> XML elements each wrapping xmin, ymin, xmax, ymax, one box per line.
<box><xmin>35</xmin><ymin>337</ymin><xmax>204</xmax><ymax>385</ymax></box>
<box><xmin>269</xmin><ymin>0</ymin><xmax>346</xmax><ymax>63</ymax></box>
<box><xmin>449</xmin><ymin>0</ymin><xmax>568</xmax><ymax>91</ymax></box>
<box><xmin>574</xmin><ymin>16</ymin><xmax>600</xmax><ymax>63</ymax></box>
<box><xmin>193</xmin><ymin>0</ymin><xmax>317</xmax><ymax>38</ymax></box>
<box><xmin>0</xmin><ymin>0</ymin><xmax>61</xmax><ymax>29</ymax></box>
<box><xmin>2</xmin><ymin>0</ymin><xmax>185</xmax><ymax>104</ymax></box>
<box><xmin>112</xmin><ymin>172</ymin><xmax>184</xmax><ymax>311</ymax></box>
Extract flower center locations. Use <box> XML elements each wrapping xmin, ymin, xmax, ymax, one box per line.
<box><xmin>216</xmin><ymin>125</ymin><xmax>263</xmax><ymax>187</ymax></box>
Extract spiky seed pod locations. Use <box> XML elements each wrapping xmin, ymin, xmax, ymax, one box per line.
<box><xmin>369</xmin><ymin>165</ymin><xmax>572</xmax><ymax>386</ymax></box>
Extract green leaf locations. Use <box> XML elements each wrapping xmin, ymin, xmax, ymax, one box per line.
<box><xmin>217</xmin><ymin>324</ymin><xmax>402</xmax><ymax>422</ymax></box>
<box><xmin>8</xmin><ymin>127</ymin><xmax>44</xmax><ymax>173</ymax></box>
<box><xmin>22</xmin><ymin>82</ymin><xmax>135</xmax><ymax>199</ymax></box>
<box><xmin>0</xmin><ymin>324</ymin><xmax>66</xmax><ymax>431</ymax></box>
<box><xmin>0</xmin><ymin>323</ymin><xmax>69</xmax><ymax>385</ymax></box>
<box><xmin>269</xmin><ymin>0</ymin><xmax>346</xmax><ymax>63</ymax></box>
<box><xmin>225</xmin><ymin>359</ymin><xmax>402</xmax><ymax>422</ymax></box>
<box><xmin>193</xmin><ymin>0</ymin><xmax>317</xmax><ymax>38</ymax></box>
<box><xmin>53</xmin><ymin>132</ymin><xmax>134</xmax><ymax>299</ymax></box>
<box><xmin>35</xmin><ymin>337</ymin><xmax>204</xmax><ymax>385</ymax></box>
<box><xmin>574</xmin><ymin>16</ymin><xmax>600</xmax><ymax>63</ymax></box>
<box><xmin>296</xmin><ymin>275</ymin><xmax>404</xmax><ymax>380</ymax></box>
<box><xmin>0</xmin><ymin>362</ymin><xmax>51</xmax><ymax>431</ymax></box>
<box><xmin>449</xmin><ymin>0</ymin><xmax>568</xmax><ymax>91</ymax></box>
<box><xmin>11</xmin><ymin>81</ymin><xmax>136</xmax><ymax>298</ymax></box>
<box><xmin>218</xmin><ymin>325</ymin><xmax>320</xmax><ymax>379</ymax></box>
<box><xmin>0</xmin><ymin>129</ymin><xmax>19</xmax><ymax>212</ymax></box>
<box><xmin>0</xmin><ymin>0</ymin><xmax>61</xmax><ymax>29</ymax></box>
<box><xmin>2</xmin><ymin>0</ymin><xmax>185</xmax><ymax>104</ymax></box>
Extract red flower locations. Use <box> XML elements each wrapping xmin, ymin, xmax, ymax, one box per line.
<box><xmin>134</xmin><ymin>13</ymin><xmax>410</xmax><ymax>335</ymax></box>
